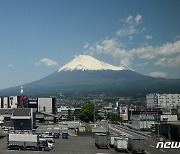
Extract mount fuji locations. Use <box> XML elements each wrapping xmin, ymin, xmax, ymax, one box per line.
<box><xmin>0</xmin><ymin>55</ymin><xmax>180</xmax><ymax>96</ymax></box>
<box><xmin>58</xmin><ymin>55</ymin><xmax>125</xmax><ymax>71</ymax></box>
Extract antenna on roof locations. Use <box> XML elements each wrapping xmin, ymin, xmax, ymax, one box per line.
<box><xmin>20</xmin><ymin>86</ymin><xmax>23</xmax><ymax>95</ymax></box>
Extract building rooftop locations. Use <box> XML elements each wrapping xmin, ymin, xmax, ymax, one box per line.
<box><xmin>0</xmin><ymin>109</ymin><xmax>13</xmax><ymax>115</ymax></box>
<box><xmin>12</xmin><ymin>108</ymin><xmax>31</xmax><ymax>116</ymax></box>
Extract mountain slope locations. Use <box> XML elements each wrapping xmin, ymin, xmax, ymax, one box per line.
<box><xmin>0</xmin><ymin>55</ymin><xmax>180</xmax><ymax>96</ymax></box>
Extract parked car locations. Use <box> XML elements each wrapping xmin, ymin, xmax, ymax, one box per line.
<box><xmin>3</xmin><ymin>128</ymin><xmax>9</xmax><ymax>134</ymax></box>
<box><xmin>43</xmin><ymin>135</ymin><xmax>55</xmax><ymax>143</ymax></box>
<box><xmin>62</xmin><ymin>132</ymin><xmax>68</xmax><ymax>139</ymax></box>
<box><xmin>53</xmin><ymin>132</ymin><xmax>60</xmax><ymax>138</ymax></box>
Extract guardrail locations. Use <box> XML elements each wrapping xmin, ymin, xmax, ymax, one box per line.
<box><xmin>118</xmin><ymin>125</ymin><xmax>152</xmax><ymax>138</ymax></box>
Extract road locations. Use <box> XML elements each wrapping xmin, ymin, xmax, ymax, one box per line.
<box><xmin>1</xmin><ymin>124</ymin><xmax>179</xmax><ymax>154</ymax></box>
<box><xmin>109</xmin><ymin>124</ymin><xmax>180</xmax><ymax>154</ymax></box>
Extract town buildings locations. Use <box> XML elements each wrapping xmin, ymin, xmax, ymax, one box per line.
<box><xmin>146</xmin><ymin>93</ymin><xmax>180</xmax><ymax>108</ymax></box>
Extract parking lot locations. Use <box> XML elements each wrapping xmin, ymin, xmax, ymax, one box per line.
<box><xmin>0</xmin><ymin>125</ymin><xmax>120</xmax><ymax>154</ymax></box>
<box><xmin>0</xmin><ymin>135</ymin><xmax>119</xmax><ymax>154</ymax></box>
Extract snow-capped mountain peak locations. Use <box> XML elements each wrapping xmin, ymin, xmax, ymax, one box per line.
<box><xmin>58</xmin><ymin>55</ymin><xmax>124</xmax><ymax>72</ymax></box>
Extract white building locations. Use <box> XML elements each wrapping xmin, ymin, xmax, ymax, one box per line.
<box><xmin>9</xmin><ymin>96</ymin><xmax>18</xmax><ymax>108</ymax></box>
<box><xmin>38</xmin><ymin>98</ymin><xmax>56</xmax><ymax>114</ymax></box>
<box><xmin>119</xmin><ymin>106</ymin><xmax>128</xmax><ymax>121</ymax></box>
<box><xmin>156</xmin><ymin>115</ymin><xmax>178</xmax><ymax>122</ymax></box>
<box><xmin>130</xmin><ymin>113</ymin><xmax>155</xmax><ymax>129</ymax></box>
<box><xmin>146</xmin><ymin>93</ymin><xmax>180</xmax><ymax>108</ymax></box>
<box><xmin>57</xmin><ymin>106</ymin><xmax>70</xmax><ymax>120</ymax></box>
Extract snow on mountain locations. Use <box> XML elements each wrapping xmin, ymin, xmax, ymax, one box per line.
<box><xmin>58</xmin><ymin>55</ymin><xmax>124</xmax><ymax>72</ymax></box>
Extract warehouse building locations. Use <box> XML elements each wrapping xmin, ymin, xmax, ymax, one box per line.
<box><xmin>0</xmin><ymin>108</ymin><xmax>35</xmax><ymax>130</ymax></box>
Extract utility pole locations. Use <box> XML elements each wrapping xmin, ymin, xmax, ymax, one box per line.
<box><xmin>157</xmin><ymin>109</ymin><xmax>160</xmax><ymax>137</ymax></box>
<box><xmin>146</xmin><ymin>109</ymin><xmax>148</xmax><ymax>129</ymax></box>
<box><xmin>94</xmin><ymin>101</ymin><xmax>96</xmax><ymax>124</ymax></box>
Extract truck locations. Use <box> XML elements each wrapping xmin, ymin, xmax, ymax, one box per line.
<box><xmin>68</xmin><ymin>122</ymin><xmax>80</xmax><ymax>129</ymax></box>
<box><xmin>109</xmin><ymin>134</ymin><xmax>119</xmax><ymax>147</ymax></box>
<box><xmin>94</xmin><ymin>133</ymin><xmax>108</xmax><ymax>149</ymax></box>
<box><xmin>7</xmin><ymin>133</ymin><xmax>51</xmax><ymax>151</ymax></box>
<box><xmin>128</xmin><ymin>136</ymin><xmax>145</xmax><ymax>153</ymax></box>
<box><xmin>114</xmin><ymin>136</ymin><xmax>128</xmax><ymax>152</ymax></box>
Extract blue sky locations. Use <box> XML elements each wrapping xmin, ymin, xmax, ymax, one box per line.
<box><xmin>0</xmin><ymin>0</ymin><xmax>180</xmax><ymax>89</ymax></box>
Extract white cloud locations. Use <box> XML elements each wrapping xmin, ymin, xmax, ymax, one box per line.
<box><xmin>85</xmin><ymin>14</ymin><xmax>180</xmax><ymax>69</ymax></box>
<box><xmin>125</xmin><ymin>15</ymin><xmax>133</xmax><ymax>23</ymax></box>
<box><xmin>135</xmin><ymin>14</ymin><xmax>142</xmax><ymax>24</ymax></box>
<box><xmin>136</xmin><ymin>62</ymin><xmax>148</xmax><ymax>67</ymax></box>
<box><xmin>86</xmin><ymin>38</ymin><xmax>133</xmax><ymax>68</ymax></box>
<box><xmin>85</xmin><ymin>38</ymin><xmax>180</xmax><ymax>68</ymax></box>
<box><xmin>149</xmin><ymin>72</ymin><xmax>167</xmax><ymax>78</ymax></box>
<box><xmin>7</xmin><ymin>64</ymin><xmax>14</xmax><ymax>67</ymax></box>
<box><xmin>146</xmin><ymin>35</ymin><xmax>153</xmax><ymax>40</ymax></box>
<box><xmin>83</xmin><ymin>43</ymin><xmax>89</xmax><ymax>49</ymax></box>
<box><xmin>131</xmin><ymin>40</ymin><xmax>180</xmax><ymax>60</ymax></box>
<box><xmin>35</xmin><ymin>58</ymin><xmax>58</xmax><ymax>66</ymax></box>
<box><xmin>125</xmin><ymin>14</ymin><xmax>142</xmax><ymax>25</ymax></box>
<box><xmin>116</xmin><ymin>26</ymin><xmax>138</xmax><ymax>36</ymax></box>
<box><xmin>116</xmin><ymin>14</ymin><xmax>142</xmax><ymax>37</ymax></box>
<box><xmin>155</xmin><ymin>55</ymin><xmax>180</xmax><ymax>67</ymax></box>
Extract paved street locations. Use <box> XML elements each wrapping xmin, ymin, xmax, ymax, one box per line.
<box><xmin>0</xmin><ymin>124</ymin><xmax>179</xmax><ymax>154</ymax></box>
<box><xmin>109</xmin><ymin>124</ymin><xmax>180</xmax><ymax>154</ymax></box>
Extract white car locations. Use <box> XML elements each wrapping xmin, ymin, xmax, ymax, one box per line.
<box><xmin>43</xmin><ymin>131</ymin><xmax>51</xmax><ymax>136</ymax></box>
<box><xmin>42</xmin><ymin>135</ymin><xmax>55</xmax><ymax>143</ymax></box>
<box><xmin>47</xmin><ymin>142</ymin><xmax>54</xmax><ymax>149</ymax></box>
<box><xmin>39</xmin><ymin>138</ymin><xmax>54</xmax><ymax>149</ymax></box>
<box><xmin>47</xmin><ymin>127</ymin><xmax>52</xmax><ymax>131</ymax></box>
<box><xmin>3</xmin><ymin>128</ymin><xmax>8</xmax><ymax>134</ymax></box>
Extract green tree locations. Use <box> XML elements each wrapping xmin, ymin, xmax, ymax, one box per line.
<box><xmin>79</xmin><ymin>103</ymin><xmax>95</xmax><ymax>122</ymax></box>
<box><xmin>107</xmin><ymin>113</ymin><xmax>122</xmax><ymax>124</ymax></box>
